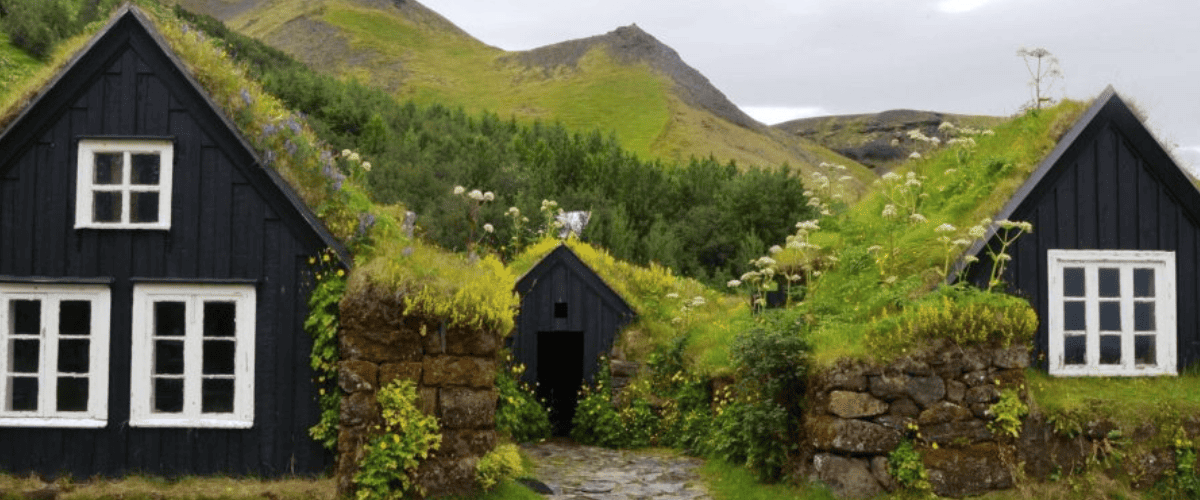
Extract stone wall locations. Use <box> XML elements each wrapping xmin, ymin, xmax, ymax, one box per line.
<box><xmin>804</xmin><ymin>340</ymin><xmax>1029</xmax><ymax>498</ymax></box>
<box><xmin>337</xmin><ymin>287</ymin><xmax>500</xmax><ymax>498</ymax></box>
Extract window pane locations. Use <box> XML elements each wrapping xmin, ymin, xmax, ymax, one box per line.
<box><xmin>59</xmin><ymin>301</ymin><xmax>91</xmax><ymax>337</ymax></box>
<box><xmin>154</xmin><ymin>340</ymin><xmax>184</xmax><ymax>375</ymax></box>
<box><xmin>1064</xmin><ymin>301</ymin><xmax>1086</xmax><ymax>331</ymax></box>
<box><xmin>1135</xmin><ymin>302</ymin><xmax>1155</xmax><ymax>332</ymax></box>
<box><xmin>1100</xmin><ymin>301</ymin><xmax>1121</xmax><ymax>331</ymax></box>
<box><xmin>93</xmin><ymin>153</ymin><xmax>123</xmax><ymax>184</ymax></box>
<box><xmin>56</xmin><ymin>377</ymin><xmax>88</xmax><ymax>411</ymax></box>
<box><xmin>153</xmin><ymin>377</ymin><xmax>183</xmax><ymax>413</ymax></box>
<box><xmin>130</xmin><ymin>192</ymin><xmax>159</xmax><ymax>223</ymax></box>
<box><xmin>154</xmin><ymin>302</ymin><xmax>185</xmax><ymax>337</ymax></box>
<box><xmin>10</xmin><ymin>339</ymin><xmax>39</xmax><ymax>373</ymax></box>
<box><xmin>11</xmin><ymin>299</ymin><xmax>40</xmax><ymax>336</ymax></box>
<box><xmin>130</xmin><ymin>154</ymin><xmax>160</xmax><ymax>185</ymax></box>
<box><xmin>202</xmin><ymin>378</ymin><xmax>234</xmax><ymax>413</ymax></box>
<box><xmin>7</xmin><ymin>376</ymin><xmax>37</xmax><ymax>411</ymax></box>
<box><xmin>1063</xmin><ymin>267</ymin><xmax>1085</xmax><ymax>297</ymax></box>
<box><xmin>203</xmin><ymin>302</ymin><xmax>236</xmax><ymax>338</ymax></box>
<box><xmin>57</xmin><ymin>338</ymin><xmax>90</xmax><ymax>373</ymax></box>
<box><xmin>203</xmin><ymin>340</ymin><xmax>235</xmax><ymax>375</ymax></box>
<box><xmin>1135</xmin><ymin>335</ymin><xmax>1156</xmax><ymax>365</ymax></box>
<box><xmin>1099</xmin><ymin>268</ymin><xmax>1120</xmax><ymax>297</ymax></box>
<box><xmin>1100</xmin><ymin>335</ymin><xmax>1121</xmax><ymax>365</ymax></box>
<box><xmin>93</xmin><ymin>191</ymin><xmax>122</xmax><ymax>222</ymax></box>
<box><xmin>1134</xmin><ymin>268</ymin><xmax>1155</xmax><ymax>298</ymax></box>
<box><xmin>1064</xmin><ymin>335</ymin><xmax>1086</xmax><ymax>365</ymax></box>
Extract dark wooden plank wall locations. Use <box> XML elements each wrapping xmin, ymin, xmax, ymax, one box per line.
<box><xmin>0</xmin><ymin>40</ymin><xmax>328</xmax><ymax>476</ymax></box>
<box><xmin>515</xmin><ymin>252</ymin><xmax>632</xmax><ymax>386</ymax></box>
<box><xmin>969</xmin><ymin>124</ymin><xmax>1200</xmax><ymax>369</ymax></box>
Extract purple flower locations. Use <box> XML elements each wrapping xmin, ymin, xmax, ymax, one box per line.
<box><xmin>261</xmin><ymin>123</ymin><xmax>277</xmax><ymax>138</ymax></box>
<box><xmin>285</xmin><ymin>118</ymin><xmax>302</xmax><ymax>135</ymax></box>
<box><xmin>241</xmin><ymin>89</ymin><xmax>253</xmax><ymax>107</ymax></box>
<box><xmin>356</xmin><ymin>212</ymin><xmax>376</xmax><ymax>236</ymax></box>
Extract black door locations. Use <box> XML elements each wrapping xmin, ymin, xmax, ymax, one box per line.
<box><xmin>537</xmin><ymin>331</ymin><xmax>584</xmax><ymax>436</ymax></box>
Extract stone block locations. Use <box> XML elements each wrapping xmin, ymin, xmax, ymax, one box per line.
<box><xmin>808</xmin><ymin>415</ymin><xmax>901</xmax><ymax>455</ymax></box>
<box><xmin>1130</xmin><ymin>448</ymin><xmax>1175</xmax><ymax>490</ymax></box>
<box><xmin>992</xmin><ymin>345</ymin><xmax>1029</xmax><ymax>369</ymax></box>
<box><xmin>945</xmin><ymin>380</ymin><xmax>966</xmax><ymax>404</ymax></box>
<box><xmin>445</xmin><ymin>324</ymin><xmax>499</xmax><ymax>357</ymax></box>
<box><xmin>869</xmin><ymin>374</ymin><xmax>908</xmax><ymax>401</ymax></box>
<box><xmin>828</xmin><ymin>390</ymin><xmax>888</xmax><ymax>419</ymax></box>
<box><xmin>870</xmin><ymin>455</ymin><xmax>899</xmax><ymax>492</ymax></box>
<box><xmin>339</xmin><ymin>331</ymin><xmax>422</xmax><ymax>364</ymax></box>
<box><xmin>888</xmin><ymin>397</ymin><xmax>920</xmax><ymax>418</ymax></box>
<box><xmin>965</xmin><ymin>384</ymin><xmax>1000</xmax><ymax>405</ymax></box>
<box><xmin>814</xmin><ymin>362</ymin><xmax>873</xmax><ymax>392</ymax></box>
<box><xmin>611</xmin><ymin>360</ymin><xmax>641</xmax><ymax>378</ymax></box>
<box><xmin>440</xmin><ymin>387</ymin><xmax>497</xmax><ymax>429</ymax></box>
<box><xmin>340</xmin><ymin>391</ymin><xmax>378</xmax><ymax>427</ymax></box>
<box><xmin>918</xmin><ymin>401</ymin><xmax>975</xmax><ymax>426</ymax></box>
<box><xmin>907</xmin><ymin>375</ymin><xmax>946</xmax><ymax>408</ymax></box>
<box><xmin>423</xmin><ymin>356</ymin><xmax>496</xmax><ymax>388</ymax></box>
<box><xmin>419</xmin><ymin>387</ymin><xmax>439</xmax><ymax>417</ymax></box>
<box><xmin>874</xmin><ymin>414</ymin><xmax>916</xmax><ymax>433</ymax></box>
<box><xmin>378</xmin><ymin>361</ymin><xmax>423</xmax><ymax>386</ymax></box>
<box><xmin>811</xmin><ymin>453</ymin><xmax>884</xmax><ymax>499</ymax></box>
<box><xmin>961</xmin><ymin>348</ymin><xmax>992</xmax><ymax>372</ymax></box>
<box><xmin>923</xmin><ymin>443</ymin><xmax>1013</xmax><ymax>497</ymax></box>
<box><xmin>338</xmin><ymin>360</ymin><xmax>378</xmax><ymax>393</ymax></box>
<box><xmin>970</xmin><ymin>403</ymin><xmax>994</xmax><ymax>419</ymax></box>
<box><xmin>963</xmin><ymin>369</ymin><xmax>992</xmax><ymax>387</ymax></box>
<box><xmin>439</xmin><ymin>429</ymin><xmax>498</xmax><ymax>458</ymax></box>
<box><xmin>417</xmin><ymin>457</ymin><xmax>480</xmax><ymax>497</ymax></box>
<box><xmin>921</xmin><ymin>420</ymin><xmax>995</xmax><ymax>446</ymax></box>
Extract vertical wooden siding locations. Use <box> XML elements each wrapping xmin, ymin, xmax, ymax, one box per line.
<box><xmin>0</xmin><ymin>31</ymin><xmax>328</xmax><ymax>476</ymax></box>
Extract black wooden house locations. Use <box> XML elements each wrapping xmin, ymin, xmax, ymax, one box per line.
<box><xmin>513</xmin><ymin>244</ymin><xmax>635</xmax><ymax>432</ymax></box>
<box><xmin>962</xmin><ymin>87</ymin><xmax>1200</xmax><ymax>377</ymax></box>
<box><xmin>0</xmin><ymin>7</ymin><xmax>346</xmax><ymax>476</ymax></box>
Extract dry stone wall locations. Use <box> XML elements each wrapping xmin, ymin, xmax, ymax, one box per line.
<box><xmin>337</xmin><ymin>287</ymin><xmax>500</xmax><ymax>498</ymax></box>
<box><xmin>804</xmin><ymin>341</ymin><xmax>1029</xmax><ymax>498</ymax></box>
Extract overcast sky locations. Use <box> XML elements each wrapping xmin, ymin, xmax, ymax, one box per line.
<box><xmin>418</xmin><ymin>0</ymin><xmax>1200</xmax><ymax>173</ymax></box>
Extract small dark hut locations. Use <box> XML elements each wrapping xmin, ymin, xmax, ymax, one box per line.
<box><xmin>513</xmin><ymin>244</ymin><xmax>636</xmax><ymax>433</ymax></box>
<box><xmin>961</xmin><ymin>87</ymin><xmax>1200</xmax><ymax>377</ymax></box>
<box><xmin>0</xmin><ymin>7</ymin><xmax>346</xmax><ymax>476</ymax></box>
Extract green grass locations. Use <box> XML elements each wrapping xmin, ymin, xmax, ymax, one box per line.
<box><xmin>700</xmin><ymin>460</ymin><xmax>835</xmax><ymax>500</ymax></box>
<box><xmin>1028</xmin><ymin>368</ymin><xmax>1200</xmax><ymax>437</ymax></box>
<box><xmin>0</xmin><ymin>474</ymin><xmax>336</xmax><ymax>500</ymax></box>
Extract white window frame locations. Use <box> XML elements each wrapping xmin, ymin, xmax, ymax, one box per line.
<box><xmin>130</xmin><ymin>284</ymin><xmax>255</xmax><ymax>428</ymax></box>
<box><xmin>1047</xmin><ymin>250</ymin><xmax>1176</xmax><ymax>376</ymax></box>
<box><xmin>0</xmin><ymin>284</ymin><xmax>111</xmax><ymax>427</ymax></box>
<box><xmin>75</xmin><ymin>138</ymin><xmax>173</xmax><ymax>230</ymax></box>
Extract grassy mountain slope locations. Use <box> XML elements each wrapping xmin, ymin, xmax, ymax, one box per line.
<box><xmin>776</xmin><ymin>109</ymin><xmax>1006</xmax><ymax>172</ymax></box>
<box><xmin>167</xmin><ymin>0</ymin><xmax>875</xmax><ymax>189</ymax></box>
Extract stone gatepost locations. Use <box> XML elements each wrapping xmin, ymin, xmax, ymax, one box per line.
<box><xmin>337</xmin><ymin>286</ymin><xmax>500</xmax><ymax>498</ymax></box>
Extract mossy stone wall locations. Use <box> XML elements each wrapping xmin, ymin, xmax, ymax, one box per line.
<box><xmin>337</xmin><ymin>286</ymin><xmax>500</xmax><ymax>497</ymax></box>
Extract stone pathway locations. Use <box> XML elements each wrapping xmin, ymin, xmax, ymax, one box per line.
<box><xmin>521</xmin><ymin>440</ymin><xmax>711</xmax><ymax>500</ymax></box>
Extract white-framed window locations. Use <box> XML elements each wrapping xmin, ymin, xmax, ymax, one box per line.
<box><xmin>0</xmin><ymin>284</ymin><xmax>111</xmax><ymax>427</ymax></box>
<box><xmin>75</xmin><ymin>138</ymin><xmax>173</xmax><ymax>230</ymax></box>
<box><xmin>1047</xmin><ymin>250</ymin><xmax>1176</xmax><ymax>376</ymax></box>
<box><xmin>130</xmin><ymin>284</ymin><xmax>255</xmax><ymax>428</ymax></box>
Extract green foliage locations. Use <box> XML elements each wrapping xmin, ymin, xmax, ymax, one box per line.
<box><xmin>570</xmin><ymin>356</ymin><xmax>659</xmax><ymax>448</ymax></box>
<box><xmin>863</xmin><ymin>284</ymin><xmax>1038</xmax><ymax>359</ymax></box>
<box><xmin>353</xmin><ymin>379</ymin><xmax>441</xmax><ymax>500</ymax></box>
<box><xmin>0</xmin><ymin>0</ymin><xmax>77</xmax><ymax>59</ymax></box>
<box><xmin>888</xmin><ymin>439</ymin><xmax>933</xmax><ymax>494</ymax></box>
<box><xmin>648</xmin><ymin>335</ymin><xmax>714</xmax><ymax>454</ymax></box>
<box><xmin>304</xmin><ymin>248</ymin><xmax>345</xmax><ymax>450</ymax></box>
<box><xmin>495</xmin><ymin>353</ymin><xmax>551</xmax><ymax>444</ymax></box>
<box><xmin>988</xmin><ymin>387</ymin><xmax>1029</xmax><ymax>439</ymax></box>
<box><xmin>699</xmin><ymin>459</ymin><xmax>836</xmax><ymax>500</ymax></box>
<box><xmin>707</xmin><ymin>396</ymin><xmax>791</xmax><ymax>482</ymax></box>
<box><xmin>1156</xmin><ymin>428</ymin><xmax>1200</xmax><ymax>500</ymax></box>
<box><xmin>475</xmin><ymin>443</ymin><xmax>524</xmax><ymax>491</ymax></box>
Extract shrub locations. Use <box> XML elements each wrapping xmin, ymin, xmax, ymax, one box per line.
<box><xmin>570</xmin><ymin>356</ymin><xmax>660</xmax><ymax>448</ymax></box>
<box><xmin>352</xmin><ymin>380</ymin><xmax>441</xmax><ymax>500</ymax></box>
<box><xmin>475</xmin><ymin>443</ymin><xmax>524</xmax><ymax>491</ymax></box>
<box><xmin>864</xmin><ymin>284</ymin><xmax>1037</xmax><ymax>359</ymax></box>
<box><xmin>707</xmin><ymin>396</ymin><xmax>791</xmax><ymax>482</ymax></box>
<box><xmin>495</xmin><ymin>354</ymin><xmax>551</xmax><ymax>443</ymax></box>
<box><xmin>888</xmin><ymin>439</ymin><xmax>932</xmax><ymax>494</ymax></box>
<box><xmin>0</xmin><ymin>0</ymin><xmax>74</xmax><ymax>59</ymax></box>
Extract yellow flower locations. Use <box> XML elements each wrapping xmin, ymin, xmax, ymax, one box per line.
<box><xmin>337</xmin><ymin>269</ymin><xmax>345</xmax><ymax>276</ymax></box>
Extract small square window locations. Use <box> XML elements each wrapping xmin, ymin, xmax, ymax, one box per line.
<box><xmin>554</xmin><ymin>302</ymin><xmax>569</xmax><ymax>318</ymax></box>
<box><xmin>75</xmin><ymin>139</ymin><xmax>173</xmax><ymax>230</ymax></box>
<box><xmin>1047</xmin><ymin>250</ymin><xmax>1175</xmax><ymax>376</ymax></box>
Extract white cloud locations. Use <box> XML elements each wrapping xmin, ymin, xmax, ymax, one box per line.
<box><xmin>741</xmin><ymin>106</ymin><xmax>829</xmax><ymax>125</ymax></box>
<box><xmin>938</xmin><ymin>0</ymin><xmax>991</xmax><ymax>13</ymax></box>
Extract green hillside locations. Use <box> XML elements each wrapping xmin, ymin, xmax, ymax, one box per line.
<box><xmin>168</xmin><ymin>0</ymin><xmax>875</xmax><ymax>190</ymax></box>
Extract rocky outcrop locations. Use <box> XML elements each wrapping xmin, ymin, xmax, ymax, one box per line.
<box><xmin>336</xmin><ymin>286</ymin><xmax>501</xmax><ymax>498</ymax></box>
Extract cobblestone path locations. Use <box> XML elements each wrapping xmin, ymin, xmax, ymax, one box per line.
<box><xmin>521</xmin><ymin>440</ymin><xmax>711</xmax><ymax>500</ymax></box>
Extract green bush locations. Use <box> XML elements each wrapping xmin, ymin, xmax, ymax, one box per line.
<box><xmin>888</xmin><ymin>439</ymin><xmax>932</xmax><ymax>494</ymax></box>
<box><xmin>707</xmin><ymin>397</ymin><xmax>791</xmax><ymax>482</ymax></box>
<box><xmin>570</xmin><ymin>356</ymin><xmax>659</xmax><ymax>448</ymax></box>
<box><xmin>495</xmin><ymin>354</ymin><xmax>551</xmax><ymax>443</ymax></box>
<box><xmin>648</xmin><ymin>335</ymin><xmax>713</xmax><ymax>454</ymax></box>
<box><xmin>863</xmin><ymin>284</ymin><xmax>1037</xmax><ymax>359</ymax></box>
<box><xmin>352</xmin><ymin>380</ymin><xmax>441</xmax><ymax>500</ymax></box>
<box><xmin>475</xmin><ymin>443</ymin><xmax>524</xmax><ymax>491</ymax></box>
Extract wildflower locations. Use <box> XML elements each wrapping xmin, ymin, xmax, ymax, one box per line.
<box><xmin>909</xmin><ymin>151</ymin><xmax>922</xmax><ymax>159</ymax></box>
<box><xmin>882</xmin><ymin>204</ymin><xmax>898</xmax><ymax>218</ymax></box>
<box><xmin>756</xmin><ymin>256</ymin><xmax>777</xmax><ymax>267</ymax></box>
<box><xmin>468</xmin><ymin>189</ymin><xmax>484</xmax><ymax>201</ymax></box>
<box><xmin>666</xmin><ymin>292</ymin><xmax>680</xmax><ymax>299</ymax></box>
<box><xmin>882</xmin><ymin>172</ymin><xmax>902</xmax><ymax>182</ymax></box>
<box><xmin>727</xmin><ymin>279</ymin><xmax>742</xmax><ymax>288</ymax></box>
<box><xmin>342</xmin><ymin>149</ymin><xmax>352</xmax><ymax>158</ymax></box>
<box><xmin>740</xmin><ymin>271</ymin><xmax>759</xmax><ymax>282</ymax></box>
<box><xmin>807</xmin><ymin>197</ymin><xmax>822</xmax><ymax>207</ymax></box>
<box><xmin>483</xmin><ymin>223</ymin><xmax>494</xmax><ymax>233</ymax></box>
<box><xmin>690</xmin><ymin>296</ymin><xmax>706</xmax><ymax>307</ymax></box>
<box><xmin>769</xmin><ymin>245</ymin><xmax>783</xmax><ymax>254</ymax></box>
<box><xmin>348</xmin><ymin>152</ymin><xmax>360</xmax><ymax>163</ymax></box>
<box><xmin>483</xmin><ymin>191</ymin><xmax>495</xmax><ymax>202</ymax></box>
<box><xmin>890</xmin><ymin>138</ymin><xmax>900</xmax><ymax>147</ymax></box>
<box><xmin>935</xmin><ymin>223</ymin><xmax>956</xmax><ymax>233</ymax></box>
<box><xmin>965</xmin><ymin>255</ymin><xmax>980</xmax><ymax>264</ymax></box>
<box><xmin>453</xmin><ymin>185</ymin><xmax>465</xmax><ymax>195</ymax></box>
<box><xmin>796</xmin><ymin>220</ymin><xmax>820</xmax><ymax>232</ymax></box>
<box><xmin>507</xmin><ymin>207</ymin><xmax>521</xmax><ymax>217</ymax></box>
<box><xmin>360</xmin><ymin>161</ymin><xmax>371</xmax><ymax>171</ymax></box>
<box><xmin>884</xmin><ymin>275</ymin><xmax>898</xmax><ymax>284</ymax></box>
<box><xmin>968</xmin><ymin>225</ymin><xmax>987</xmax><ymax>238</ymax></box>
<box><xmin>930</xmin><ymin>137</ymin><xmax>941</xmax><ymax>146</ymax></box>
<box><xmin>938</xmin><ymin>121</ymin><xmax>955</xmax><ymax>131</ymax></box>
<box><xmin>953</xmin><ymin>239</ymin><xmax>972</xmax><ymax>247</ymax></box>
<box><xmin>945</xmin><ymin>168</ymin><xmax>958</xmax><ymax>175</ymax></box>
<box><xmin>910</xmin><ymin>213</ymin><xmax>928</xmax><ymax>223</ymax></box>
<box><xmin>838</xmin><ymin>176</ymin><xmax>853</xmax><ymax>183</ymax></box>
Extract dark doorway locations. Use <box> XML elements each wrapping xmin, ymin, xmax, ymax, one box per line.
<box><xmin>537</xmin><ymin>331</ymin><xmax>584</xmax><ymax>436</ymax></box>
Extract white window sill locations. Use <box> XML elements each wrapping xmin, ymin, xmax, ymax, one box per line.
<box><xmin>129</xmin><ymin>417</ymin><xmax>253</xmax><ymax>429</ymax></box>
<box><xmin>0</xmin><ymin>417</ymin><xmax>107</xmax><ymax>428</ymax></box>
<box><xmin>1051</xmin><ymin>366</ymin><xmax>1176</xmax><ymax>377</ymax></box>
